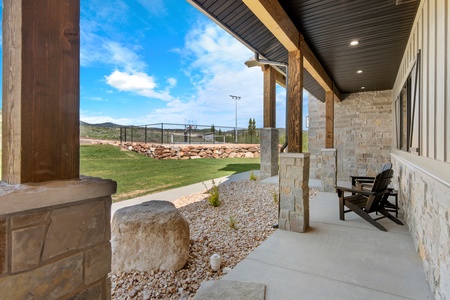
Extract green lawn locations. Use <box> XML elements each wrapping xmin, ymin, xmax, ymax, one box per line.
<box><xmin>80</xmin><ymin>144</ymin><xmax>260</xmax><ymax>202</ymax></box>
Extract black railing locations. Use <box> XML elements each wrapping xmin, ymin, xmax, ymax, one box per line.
<box><xmin>118</xmin><ymin>123</ymin><xmax>260</xmax><ymax>145</ymax></box>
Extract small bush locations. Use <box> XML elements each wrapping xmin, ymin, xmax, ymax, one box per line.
<box><xmin>203</xmin><ymin>179</ymin><xmax>221</xmax><ymax>207</ymax></box>
<box><xmin>273</xmin><ymin>190</ymin><xmax>278</xmax><ymax>204</ymax></box>
<box><xmin>228</xmin><ymin>215</ymin><xmax>238</xmax><ymax>229</ymax></box>
<box><xmin>249</xmin><ymin>171</ymin><xmax>258</xmax><ymax>181</ymax></box>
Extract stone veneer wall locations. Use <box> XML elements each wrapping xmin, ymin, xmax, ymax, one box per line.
<box><xmin>308</xmin><ymin>90</ymin><xmax>392</xmax><ymax>180</ymax></box>
<box><xmin>392</xmin><ymin>155</ymin><xmax>450</xmax><ymax>298</ymax></box>
<box><xmin>0</xmin><ymin>177</ymin><xmax>116</xmax><ymax>299</ymax></box>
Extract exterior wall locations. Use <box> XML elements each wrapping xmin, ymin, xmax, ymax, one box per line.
<box><xmin>308</xmin><ymin>97</ymin><xmax>326</xmax><ymax>179</ymax></box>
<box><xmin>260</xmin><ymin>128</ymin><xmax>279</xmax><ymax>179</ymax></box>
<box><xmin>392</xmin><ymin>0</ymin><xmax>450</xmax><ymax>162</ymax></box>
<box><xmin>392</xmin><ymin>154</ymin><xmax>450</xmax><ymax>298</ymax></box>
<box><xmin>308</xmin><ymin>90</ymin><xmax>392</xmax><ymax>180</ymax></box>
<box><xmin>0</xmin><ymin>177</ymin><xmax>116</xmax><ymax>299</ymax></box>
<box><xmin>391</xmin><ymin>0</ymin><xmax>450</xmax><ymax>297</ymax></box>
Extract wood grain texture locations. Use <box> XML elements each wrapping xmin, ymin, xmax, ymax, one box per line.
<box><xmin>243</xmin><ymin>0</ymin><xmax>299</xmax><ymax>51</ymax></box>
<box><xmin>325</xmin><ymin>91</ymin><xmax>334</xmax><ymax>148</ymax></box>
<box><xmin>243</xmin><ymin>0</ymin><xmax>341</xmax><ymax>101</ymax></box>
<box><xmin>287</xmin><ymin>48</ymin><xmax>303</xmax><ymax>153</ymax></box>
<box><xmin>2</xmin><ymin>0</ymin><xmax>80</xmax><ymax>183</ymax></box>
<box><xmin>263</xmin><ymin>65</ymin><xmax>276</xmax><ymax>128</ymax></box>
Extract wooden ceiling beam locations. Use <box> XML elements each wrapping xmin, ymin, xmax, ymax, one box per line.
<box><xmin>243</xmin><ymin>0</ymin><xmax>341</xmax><ymax>101</ymax></box>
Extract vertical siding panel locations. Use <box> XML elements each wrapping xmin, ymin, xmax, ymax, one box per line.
<box><xmin>446</xmin><ymin>0</ymin><xmax>450</xmax><ymax>162</ymax></box>
<box><xmin>435</xmin><ymin>0</ymin><xmax>445</xmax><ymax>161</ymax></box>
<box><xmin>428</xmin><ymin>0</ymin><xmax>436</xmax><ymax>159</ymax></box>
<box><xmin>422</xmin><ymin>4</ymin><xmax>429</xmax><ymax>157</ymax></box>
<box><xmin>418</xmin><ymin>14</ymin><xmax>425</xmax><ymax>156</ymax></box>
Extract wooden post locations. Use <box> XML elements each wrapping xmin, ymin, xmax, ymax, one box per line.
<box><xmin>2</xmin><ymin>0</ymin><xmax>80</xmax><ymax>184</ymax></box>
<box><xmin>287</xmin><ymin>47</ymin><xmax>304</xmax><ymax>153</ymax></box>
<box><xmin>325</xmin><ymin>90</ymin><xmax>334</xmax><ymax>148</ymax></box>
<box><xmin>263</xmin><ymin>65</ymin><xmax>276</xmax><ymax>128</ymax></box>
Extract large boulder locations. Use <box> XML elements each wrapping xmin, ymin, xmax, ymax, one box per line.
<box><xmin>111</xmin><ymin>201</ymin><xmax>190</xmax><ymax>273</ymax></box>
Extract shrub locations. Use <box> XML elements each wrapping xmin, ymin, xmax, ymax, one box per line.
<box><xmin>203</xmin><ymin>179</ymin><xmax>221</xmax><ymax>207</ymax></box>
<box><xmin>273</xmin><ymin>190</ymin><xmax>278</xmax><ymax>204</ymax></box>
<box><xmin>228</xmin><ymin>215</ymin><xmax>238</xmax><ymax>229</ymax></box>
<box><xmin>249</xmin><ymin>171</ymin><xmax>258</xmax><ymax>181</ymax></box>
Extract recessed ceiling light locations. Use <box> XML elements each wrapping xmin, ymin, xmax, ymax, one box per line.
<box><xmin>350</xmin><ymin>40</ymin><xmax>359</xmax><ymax>46</ymax></box>
<box><xmin>357</xmin><ymin>70</ymin><xmax>363</xmax><ymax>74</ymax></box>
<box><xmin>361</xmin><ymin>87</ymin><xmax>365</xmax><ymax>89</ymax></box>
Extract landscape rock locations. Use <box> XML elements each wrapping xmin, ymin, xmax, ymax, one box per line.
<box><xmin>111</xmin><ymin>201</ymin><xmax>190</xmax><ymax>273</ymax></box>
<box><xmin>122</xmin><ymin>143</ymin><xmax>262</xmax><ymax>160</ymax></box>
<box><xmin>110</xmin><ymin>181</ymin><xmax>319</xmax><ymax>299</ymax></box>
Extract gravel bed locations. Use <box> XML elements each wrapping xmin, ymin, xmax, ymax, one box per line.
<box><xmin>111</xmin><ymin>180</ymin><xmax>318</xmax><ymax>299</ymax></box>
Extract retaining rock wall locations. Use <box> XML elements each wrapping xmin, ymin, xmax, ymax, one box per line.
<box><xmin>122</xmin><ymin>143</ymin><xmax>260</xmax><ymax>160</ymax></box>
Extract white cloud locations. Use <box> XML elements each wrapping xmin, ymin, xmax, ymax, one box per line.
<box><xmin>140</xmin><ymin>21</ymin><xmax>269</xmax><ymax>127</ymax></box>
<box><xmin>105</xmin><ymin>70</ymin><xmax>174</xmax><ymax>102</ymax></box>
<box><xmin>106</xmin><ymin>70</ymin><xmax>157</xmax><ymax>91</ymax></box>
<box><xmin>136</xmin><ymin>0</ymin><xmax>167</xmax><ymax>16</ymax></box>
<box><xmin>80</xmin><ymin>110</ymin><xmax>133</xmax><ymax>125</ymax></box>
<box><xmin>81</xmin><ymin>17</ymin><xmax>289</xmax><ymax>128</ymax></box>
<box><xmin>166</xmin><ymin>77</ymin><xmax>177</xmax><ymax>88</ymax></box>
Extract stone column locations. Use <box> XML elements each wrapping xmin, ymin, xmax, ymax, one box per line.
<box><xmin>0</xmin><ymin>177</ymin><xmax>116</xmax><ymax>299</ymax></box>
<box><xmin>279</xmin><ymin>153</ymin><xmax>310</xmax><ymax>232</ymax></box>
<box><xmin>260</xmin><ymin>128</ymin><xmax>279</xmax><ymax>179</ymax></box>
<box><xmin>321</xmin><ymin>149</ymin><xmax>337</xmax><ymax>192</ymax></box>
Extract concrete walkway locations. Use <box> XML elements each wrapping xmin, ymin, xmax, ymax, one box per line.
<box><xmin>223</xmin><ymin>185</ymin><xmax>433</xmax><ymax>299</ymax></box>
<box><xmin>111</xmin><ymin>170</ymin><xmax>257</xmax><ymax>218</ymax></box>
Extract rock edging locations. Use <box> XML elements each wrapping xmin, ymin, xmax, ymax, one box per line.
<box><xmin>122</xmin><ymin>143</ymin><xmax>260</xmax><ymax>160</ymax></box>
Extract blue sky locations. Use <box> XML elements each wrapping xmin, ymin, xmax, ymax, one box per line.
<box><xmin>0</xmin><ymin>0</ymin><xmax>309</xmax><ymax>129</ymax></box>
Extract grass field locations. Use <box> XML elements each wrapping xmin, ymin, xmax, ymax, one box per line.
<box><xmin>80</xmin><ymin>144</ymin><xmax>260</xmax><ymax>202</ymax></box>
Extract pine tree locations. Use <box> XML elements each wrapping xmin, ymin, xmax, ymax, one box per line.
<box><xmin>211</xmin><ymin>124</ymin><xmax>215</xmax><ymax>133</ymax></box>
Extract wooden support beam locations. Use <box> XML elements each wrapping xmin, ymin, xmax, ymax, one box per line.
<box><xmin>275</xmin><ymin>71</ymin><xmax>286</xmax><ymax>88</ymax></box>
<box><xmin>243</xmin><ymin>0</ymin><xmax>341</xmax><ymax>101</ymax></box>
<box><xmin>2</xmin><ymin>0</ymin><xmax>80</xmax><ymax>184</ymax></box>
<box><xmin>325</xmin><ymin>91</ymin><xmax>334</xmax><ymax>148</ymax></box>
<box><xmin>263</xmin><ymin>65</ymin><xmax>277</xmax><ymax>128</ymax></box>
<box><xmin>242</xmin><ymin>0</ymin><xmax>299</xmax><ymax>51</ymax></box>
<box><xmin>287</xmin><ymin>48</ymin><xmax>303</xmax><ymax>153</ymax></box>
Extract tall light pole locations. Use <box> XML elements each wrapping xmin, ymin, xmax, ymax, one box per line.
<box><xmin>229</xmin><ymin>95</ymin><xmax>241</xmax><ymax>143</ymax></box>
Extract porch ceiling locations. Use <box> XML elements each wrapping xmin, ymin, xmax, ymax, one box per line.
<box><xmin>188</xmin><ymin>0</ymin><xmax>419</xmax><ymax>101</ymax></box>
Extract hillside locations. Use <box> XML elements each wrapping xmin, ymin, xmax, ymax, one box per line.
<box><xmin>80</xmin><ymin>121</ymin><xmax>122</xmax><ymax>141</ymax></box>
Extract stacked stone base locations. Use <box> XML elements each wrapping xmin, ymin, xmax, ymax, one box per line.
<box><xmin>0</xmin><ymin>177</ymin><xmax>116</xmax><ymax>299</ymax></box>
<box><xmin>279</xmin><ymin>153</ymin><xmax>310</xmax><ymax>233</ymax></box>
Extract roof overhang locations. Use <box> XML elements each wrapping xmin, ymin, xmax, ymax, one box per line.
<box><xmin>188</xmin><ymin>0</ymin><xmax>420</xmax><ymax>101</ymax></box>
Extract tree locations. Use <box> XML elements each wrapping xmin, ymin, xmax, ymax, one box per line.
<box><xmin>248</xmin><ymin>118</ymin><xmax>253</xmax><ymax>132</ymax></box>
<box><xmin>210</xmin><ymin>124</ymin><xmax>215</xmax><ymax>133</ymax></box>
<box><xmin>248</xmin><ymin>118</ymin><xmax>257</xmax><ymax>143</ymax></box>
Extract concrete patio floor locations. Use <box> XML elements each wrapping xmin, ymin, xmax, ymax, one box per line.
<box><xmin>112</xmin><ymin>172</ymin><xmax>433</xmax><ymax>299</ymax></box>
<box><xmin>223</xmin><ymin>179</ymin><xmax>433</xmax><ymax>299</ymax></box>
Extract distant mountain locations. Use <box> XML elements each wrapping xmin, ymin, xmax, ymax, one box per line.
<box><xmin>80</xmin><ymin>121</ymin><xmax>123</xmax><ymax>128</ymax></box>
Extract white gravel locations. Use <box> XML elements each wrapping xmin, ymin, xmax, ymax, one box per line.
<box><xmin>110</xmin><ymin>180</ymin><xmax>318</xmax><ymax>299</ymax></box>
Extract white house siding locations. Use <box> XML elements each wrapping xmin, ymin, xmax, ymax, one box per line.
<box><xmin>392</xmin><ymin>0</ymin><xmax>450</xmax><ymax>297</ymax></box>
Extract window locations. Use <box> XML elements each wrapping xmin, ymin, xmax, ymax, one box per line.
<box><xmin>395</xmin><ymin>51</ymin><xmax>420</xmax><ymax>154</ymax></box>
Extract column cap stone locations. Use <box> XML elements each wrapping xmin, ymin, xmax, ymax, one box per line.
<box><xmin>0</xmin><ymin>176</ymin><xmax>117</xmax><ymax>215</ymax></box>
<box><xmin>320</xmin><ymin>148</ymin><xmax>337</xmax><ymax>152</ymax></box>
<box><xmin>280</xmin><ymin>152</ymin><xmax>310</xmax><ymax>158</ymax></box>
